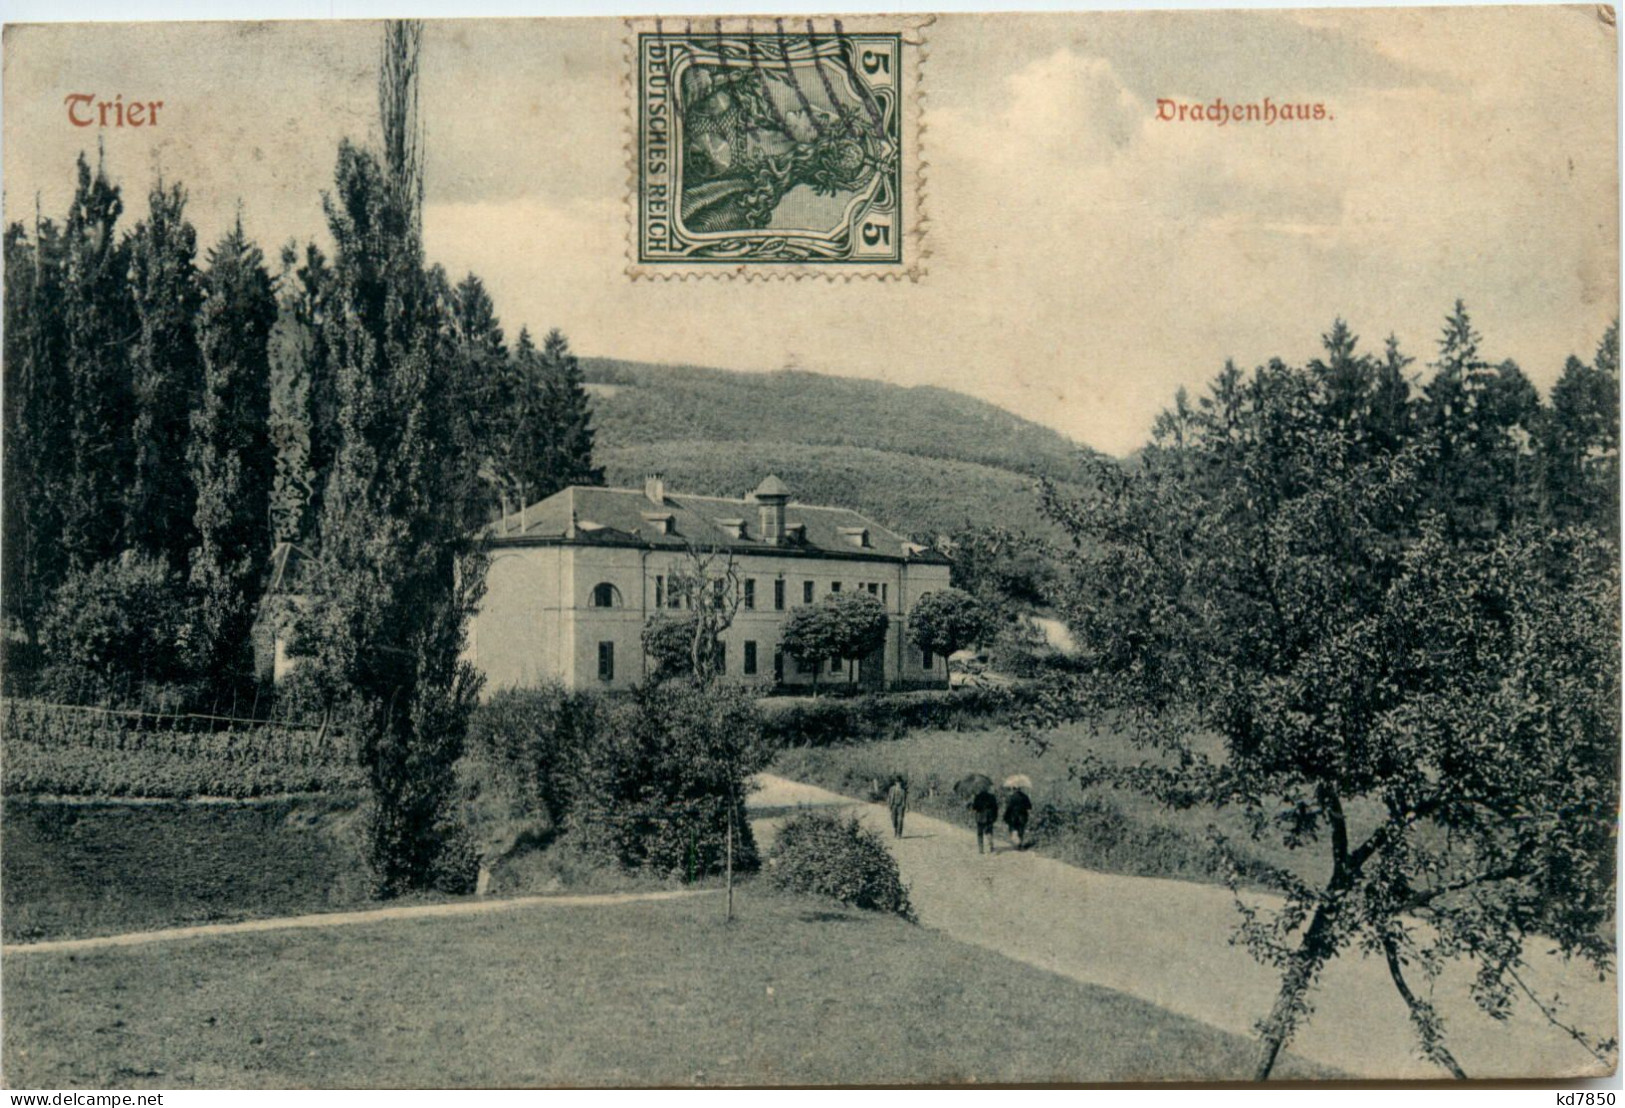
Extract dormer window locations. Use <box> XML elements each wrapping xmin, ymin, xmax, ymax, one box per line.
<box><xmin>715</xmin><ymin>518</ymin><xmax>747</xmax><ymax>540</ymax></box>
<box><xmin>839</xmin><ymin>527</ymin><xmax>870</xmax><ymax>549</ymax></box>
<box><xmin>783</xmin><ymin>522</ymin><xmax>807</xmax><ymax>543</ymax></box>
<box><xmin>641</xmin><ymin>512</ymin><xmax>675</xmax><ymax>535</ymax></box>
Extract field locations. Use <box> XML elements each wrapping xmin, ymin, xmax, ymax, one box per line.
<box><xmin>771</xmin><ymin>723</ymin><xmax>1382</xmax><ymax>890</ymax></box>
<box><xmin>1</xmin><ymin>700</ymin><xmax>362</xmax><ymax>799</ymax></box>
<box><xmin>2</xmin><ymin>887</ymin><xmax>1330</xmax><ymax>1087</ymax></box>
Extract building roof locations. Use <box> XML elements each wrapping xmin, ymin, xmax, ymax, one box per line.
<box><xmin>485</xmin><ymin>483</ymin><xmax>949</xmax><ymax>565</ymax></box>
<box><xmin>753</xmin><ymin>474</ymin><xmax>791</xmax><ymax>499</ymax></box>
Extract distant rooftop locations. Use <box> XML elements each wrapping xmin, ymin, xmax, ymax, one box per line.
<box><xmin>485</xmin><ymin>480</ymin><xmax>947</xmax><ymax>564</ymax></box>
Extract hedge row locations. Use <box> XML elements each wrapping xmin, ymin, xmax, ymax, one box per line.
<box><xmin>759</xmin><ymin>685</ymin><xmax>1039</xmax><ymax>748</ymax></box>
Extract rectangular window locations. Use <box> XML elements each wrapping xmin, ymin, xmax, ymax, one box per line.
<box><xmin>744</xmin><ymin>579</ymin><xmax>756</xmax><ymax>610</ymax></box>
<box><xmin>867</xmin><ymin>582</ymin><xmax>879</xmax><ymax>596</ymax></box>
<box><xmin>774</xmin><ymin>579</ymin><xmax>786</xmax><ymax>610</ymax></box>
<box><xmin>667</xmin><ymin>581</ymin><xmax>682</xmax><ymax>609</ymax></box>
<box><xmin>655</xmin><ymin>575</ymin><xmax>664</xmax><ymax>609</ymax></box>
<box><xmin>882</xmin><ymin>583</ymin><xmax>889</xmax><ymax>605</ymax></box>
<box><xmin>712</xmin><ymin>579</ymin><xmax>727</xmax><ymax>610</ymax></box>
<box><xmin>803</xmin><ymin>581</ymin><xmax>814</xmax><ymax>604</ymax></box>
<box><xmin>598</xmin><ymin>642</ymin><xmax>615</xmax><ymax>681</ymax></box>
<box><xmin>830</xmin><ymin>656</ymin><xmax>842</xmax><ymax>675</ymax></box>
<box><xmin>830</xmin><ymin>581</ymin><xmax>842</xmax><ymax>594</ymax></box>
<box><xmin>921</xmin><ymin>648</ymin><xmax>932</xmax><ymax>670</ymax></box>
<box><xmin>744</xmin><ymin>641</ymin><xmax>758</xmax><ymax>675</ymax></box>
<box><xmin>716</xmin><ymin>641</ymin><xmax>727</xmax><ymax>674</ymax></box>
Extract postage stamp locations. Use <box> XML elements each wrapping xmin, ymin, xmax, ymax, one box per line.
<box><xmin>628</xmin><ymin>17</ymin><xmax>927</xmax><ymax>279</ymax></box>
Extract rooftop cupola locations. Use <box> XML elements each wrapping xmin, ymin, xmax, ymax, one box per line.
<box><xmin>753</xmin><ymin>474</ymin><xmax>790</xmax><ymax>543</ymax></box>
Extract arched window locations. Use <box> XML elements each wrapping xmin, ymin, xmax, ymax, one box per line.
<box><xmin>590</xmin><ymin>582</ymin><xmax>623</xmax><ymax>608</ymax></box>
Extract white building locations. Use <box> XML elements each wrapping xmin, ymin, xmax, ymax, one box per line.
<box><xmin>465</xmin><ymin>474</ymin><xmax>953</xmax><ymax>693</ymax></box>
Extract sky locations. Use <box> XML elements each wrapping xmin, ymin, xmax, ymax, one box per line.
<box><xmin>3</xmin><ymin>8</ymin><xmax>1618</xmax><ymax>455</ymax></box>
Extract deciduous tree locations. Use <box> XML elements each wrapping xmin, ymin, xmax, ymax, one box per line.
<box><xmin>1034</xmin><ymin>317</ymin><xmax>1618</xmax><ymax>1080</ymax></box>
<box><xmin>294</xmin><ymin>20</ymin><xmax>488</xmax><ymax>895</ymax></box>
<box><xmin>907</xmin><ymin>587</ymin><xmax>993</xmax><ymax>662</ymax></box>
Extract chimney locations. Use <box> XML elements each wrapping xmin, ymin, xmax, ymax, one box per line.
<box><xmin>644</xmin><ymin>472</ymin><xmax>666</xmax><ymax>505</ymax></box>
<box><xmin>752</xmin><ymin>474</ymin><xmax>790</xmax><ymax>543</ymax></box>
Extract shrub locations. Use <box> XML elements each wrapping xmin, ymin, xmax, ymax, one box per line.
<box><xmin>456</xmin><ymin>684</ymin><xmax>608</xmax><ymax>872</ymax></box>
<box><xmin>35</xmin><ymin>553</ymin><xmax>198</xmax><ymax>706</ymax></box>
<box><xmin>768</xmin><ymin>810</ymin><xmax>914</xmax><ymax>920</ymax></box>
<box><xmin>568</xmin><ymin>680</ymin><xmax>771</xmax><ymax>880</ymax></box>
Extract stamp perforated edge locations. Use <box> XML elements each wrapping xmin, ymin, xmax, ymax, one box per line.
<box><xmin>622</xmin><ymin>13</ymin><xmax>932</xmax><ymax>282</ymax></box>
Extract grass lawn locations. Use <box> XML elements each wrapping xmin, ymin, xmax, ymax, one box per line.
<box><xmin>2</xmin><ymin>796</ymin><xmax>377</xmax><ymax>943</ymax></box>
<box><xmin>773</xmin><ymin>723</ymin><xmax>1388</xmax><ymax>890</ymax></box>
<box><xmin>1</xmin><ymin>795</ymin><xmax>679</xmax><ymax>944</ymax></box>
<box><xmin>2</xmin><ymin>886</ymin><xmax>1331</xmax><ymax>1087</ymax></box>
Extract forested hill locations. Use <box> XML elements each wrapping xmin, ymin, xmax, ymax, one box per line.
<box><xmin>579</xmin><ymin>358</ymin><xmax>1100</xmax><ymax>540</ymax></box>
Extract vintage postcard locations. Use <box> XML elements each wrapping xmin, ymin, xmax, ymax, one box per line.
<box><xmin>0</xmin><ymin>6</ymin><xmax>1618</xmax><ymax>1092</ymax></box>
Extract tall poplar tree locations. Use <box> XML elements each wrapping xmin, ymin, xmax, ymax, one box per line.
<box><xmin>187</xmin><ymin>219</ymin><xmax>277</xmax><ymax>684</ymax></box>
<box><xmin>125</xmin><ymin>181</ymin><xmax>204</xmax><ymax>569</ymax></box>
<box><xmin>2</xmin><ymin>215</ymin><xmax>71</xmax><ymax>649</ymax></box>
<box><xmin>268</xmin><ymin>241</ymin><xmax>336</xmax><ymax>545</ymax></box>
<box><xmin>296</xmin><ymin>20</ymin><xmax>487</xmax><ymax>894</ymax></box>
<box><xmin>59</xmin><ymin>151</ymin><xmax>134</xmax><ymax>568</ymax></box>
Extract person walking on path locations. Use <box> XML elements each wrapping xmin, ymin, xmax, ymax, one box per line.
<box><xmin>886</xmin><ymin>775</ymin><xmax>909</xmax><ymax>839</ymax></box>
<box><xmin>970</xmin><ymin>786</ymin><xmax>1000</xmax><ymax>854</ymax></box>
<box><xmin>1002</xmin><ymin>785</ymin><xmax>1033</xmax><ymax>850</ymax></box>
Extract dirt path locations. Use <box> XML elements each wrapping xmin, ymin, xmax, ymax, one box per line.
<box><xmin>749</xmin><ymin>773</ymin><xmax>1615</xmax><ymax>1081</ymax></box>
<box><xmin>3</xmin><ymin>889</ymin><xmax>714</xmax><ymax>957</ymax></box>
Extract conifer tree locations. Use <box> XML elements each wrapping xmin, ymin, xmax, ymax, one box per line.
<box><xmin>1420</xmin><ymin>301</ymin><xmax>1543</xmax><ymax>536</ymax></box>
<box><xmin>1544</xmin><ymin>322</ymin><xmax>1620</xmax><ymax>533</ymax></box>
<box><xmin>187</xmin><ymin>219</ymin><xmax>277</xmax><ymax>684</ymax></box>
<box><xmin>125</xmin><ymin>181</ymin><xmax>203</xmax><ymax>569</ymax></box>
<box><xmin>537</xmin><ymin>328</ymin><xmax>604</xmax><ymax>497</ymax></box>
<box><xmin>448</xmin><ymin>271</ymin><xmax>509</xmax><ymax>520</ymax></box>
<box><xmin>499</xmin><ymin>326</ymin><xmax>546</xmax><ymax>518</ymax></box>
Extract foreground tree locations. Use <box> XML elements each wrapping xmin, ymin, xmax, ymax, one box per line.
<box><xmin>294</xmin><ymin>21</ymin><xmax>488</xmax><ymax>894</ymax></box>
<box><xmin>1034</xmin><ymin>316</ymin><xmax>1618</xmax><ymax>1079</ymax></box>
